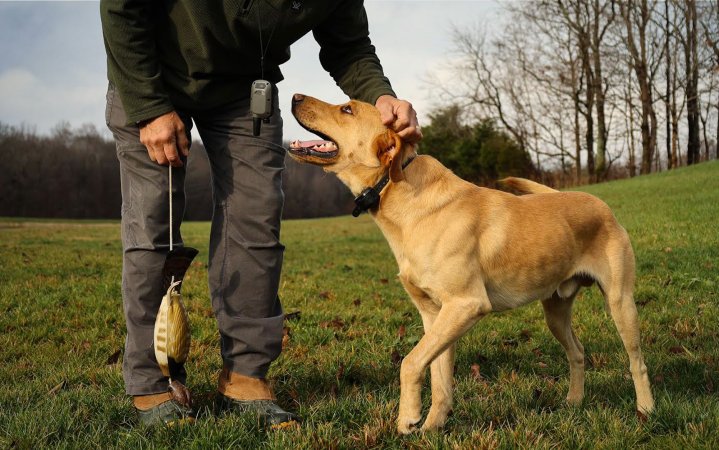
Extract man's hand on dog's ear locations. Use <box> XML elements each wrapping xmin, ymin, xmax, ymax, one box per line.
<box><xmin>375</xmin><ymin>95</ymin><xmax>422</xmax><ymax>144</ymax></box>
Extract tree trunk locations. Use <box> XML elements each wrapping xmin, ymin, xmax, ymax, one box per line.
<box><xmin>628</xmin><ymin>71</ymin><xmax>637</xmax><ymax>177</ymax></box>
<box><xmin>670</xmin><ymin>18</ymin><xmax>681</xmax><ymax>168</ymax></box>
<box><xmin>572</xmin><ymin>62</ymin><xmax>583</xmax><ymax>183</ymax></box>
<box><xmin>671</xmin><ymin>81</ymin><xmax>681</xmax><ymax>166</ymax></box>
<box><xmin>664</xmin><ymin>0</ymin><xmax>673</xmax><ymax>169</ymax></box>
<box><xmin>582</xmin><ymin>42</ymin><xmax>595</xmax><ymax>179</ymax></box>
<box><xmin>638</xmin><ymin>72</ymin><xmax>654</xmax><ymax>174</ymax></box>
<box><xmin>685</xmin><ymin>0</ymin><xmax>700</xmax><ymax>165</ymax></box>
<box><xmin>591</xmin><ymin>0</ymin><xmax>610</xmax><ymax>180</ymax></box>
<box><xmin>593</xmin><ymin>57</ymin><xmax>607</xmax><ymax>179</ymax></box>
<box><xmin>621</xmin><ymin>0</ymin><xmax>657</xmax><ymax>174</ymax></box>
<box><xmin>648</xmin><ymin>99</ymin><xmax>658</xmax><ymax>173</ymax></box>
<box><xmin>574</xmin><ymin>95</ymin><xmax>582</xmax><ymax>182</ymax></box>
<box><xmin>701</xmin><ymin>113</ymin><xmax>709</xmax><ymax>161</ymax></box>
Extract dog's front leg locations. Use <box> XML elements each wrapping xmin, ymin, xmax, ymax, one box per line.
<box><xmin>398</xmin><ymin>297</ymin><xmax>490</xmax><ymax>434</ymax></box>
<box><xmin>405</xmin><ymin>288</ymin><xmax>456</xmax><ymax>431</ymax></box>
<box><xmin>422</xmin><ymin>342</ymin><xmax>457</xmax><ymax>431</ymax></box>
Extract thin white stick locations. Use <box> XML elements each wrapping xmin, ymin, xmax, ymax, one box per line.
<box><xmin>169</xmin><ymin>164</ymin><xmax>173</xmax><ymax>252</ymax></box>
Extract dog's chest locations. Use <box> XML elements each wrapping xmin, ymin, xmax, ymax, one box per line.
<box><xmin>396</xmin><ymin>254</ymin><xmax>442</xmax><ymax>303</ymax></box>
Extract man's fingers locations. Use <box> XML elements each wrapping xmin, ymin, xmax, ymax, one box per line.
<box><xmin>163</xmin><ymin>141</ymin><xmax>183</xmax><ymax>167</ymax></box>
<box><xmin>375</xmin><ymin>95</ymin><xmax>422</xmax><ymax>143</ymax></box>
<box><xmin>147</xmin><ymin>146</ymin><xmax>157</xmax><ymax>163</ymax></box>
<box><xmin>138</xmin><ymin>111</ymin><xmax>189</xmax><ymax>166</ymax></box>
<box><xmin>393</xmin><ymin>114</ymin><xmax>411</xmax><ymax>131</ymax></box>
<box><xmin>393</xmin><ymin>106</ymin><xmax>420</xmax><ymax>142</ymax></box>
<box><xmin>375</xmin><ymin>95</ymin><xmax>422</xmax><ymax>138</ymax></box>
<box><xmin>153</xmin><ymin>145</ymin><xmax>169</xmax><ymax>165</ymax></box>
<box><xmin>393</xmin><ymin>103</ymin><xmax>413</xmax><ymax>129</ymax></box>
<box><xmin>397</xmin><ymin>126</ymin><xmax>423</xmax><ymax>144</ymax></box>
<box><xmin>144</xmin><ymin>142</ymin><xmax>165</xmax><ymax>165</ymax></box>
<box><xmin>177</xmin><ymin>127</ymin><xmax>190</xmax><ymax>157</ymax></box>
<box><xmin>379</xmin><ymin>106</ymin><xmax>394</xmax><ymax>125</ymax></box>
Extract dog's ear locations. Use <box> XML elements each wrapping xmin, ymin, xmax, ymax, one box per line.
<box><xmin>373</xmin><ymin>129</ymin><xmax>405</xmax><ymax>182</ymax></box>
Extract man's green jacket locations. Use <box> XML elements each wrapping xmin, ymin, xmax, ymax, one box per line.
<box><xmin>100</xmin><ymin>0</ymin><xmax>396</xmax><ymax>125</ymax></box>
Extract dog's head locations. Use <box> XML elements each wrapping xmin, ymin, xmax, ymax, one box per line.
<box><xmin>288</xmin><ymin>94</ymin><xmax>410</xmax><ymax>195</ymax></box>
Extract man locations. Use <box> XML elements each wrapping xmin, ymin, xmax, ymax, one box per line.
<box><xmin>100</xmin><ymin>0</ymin><xmax>421</xmax><ymax>427</ymax></box>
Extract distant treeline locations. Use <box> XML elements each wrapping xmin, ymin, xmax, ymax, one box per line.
<box><xmin>0</xmin><ymin>122</ymin><xmax>353</xmax><ymax>220</ymax></box>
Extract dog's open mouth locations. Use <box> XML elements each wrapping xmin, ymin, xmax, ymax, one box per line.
<box><xmin>288</xmin><ymin>139</ymin><xmax>338</xmax><ymax>159</ymax></box>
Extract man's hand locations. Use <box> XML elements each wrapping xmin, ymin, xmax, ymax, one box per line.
<box><xmin>139</xmin><ymin>111</ymin><xmax>190</xmax><ymax>167</ymax></box>
<box><xmin>375</xmin><ymin>95</ymin><xmax>422</xmax><ymax>144</ymax></box>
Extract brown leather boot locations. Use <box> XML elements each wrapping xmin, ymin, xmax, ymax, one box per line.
<box><xmin>134</xmin><ymin>392</ymin><xmax>195</xmax><ymax>426</ymax></box>
<box><xmin>215</xmin><ymin>367</ymin><xmax>299</xmax><ymax>429</ymax></box>
<box><xmin>217</xmin><ymin>367</ymin><xmax>275</xmax><ymax>400</ymax></box>
<box><xmin>133</xmin><ymin>392</ymin><xmax>173</xmax><ymax>410</ymax></box>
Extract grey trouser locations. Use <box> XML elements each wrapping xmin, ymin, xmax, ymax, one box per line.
<box><xmin>106</xmin><ymin>84</ymin><xmax>286</xmax><ymax>396</ymax></box>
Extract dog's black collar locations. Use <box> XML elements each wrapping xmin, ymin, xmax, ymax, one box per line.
<box><xmin>352</xmin><ymin>156</ymin><xmax>416</xmax><ymax>217</ymax></box>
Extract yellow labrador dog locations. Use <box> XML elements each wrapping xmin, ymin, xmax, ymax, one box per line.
<box><xmin>288</xmin><ymin>94</ymin><xmax>654</xmax><ymax>433</ymax></box>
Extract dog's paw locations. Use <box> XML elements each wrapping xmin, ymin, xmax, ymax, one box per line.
<box><xmin>421</xmin><ymin>408</ymin><xmax>450</xmax><ymax>432</ymax></box>
<box><xmin>420</xmin><ymin>421</ymin><xmax>443</xmax><ymax>432</ymax></box>
<box><xmin>397</xmin><ymin>416</ymin><xmax>421</xmax><ymax>435</ymax></box>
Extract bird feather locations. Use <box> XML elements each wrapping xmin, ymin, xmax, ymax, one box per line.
<box><xmin>153</xmin><ymin>279</ymin><xmax>190</xmax><ymax>380</ymax></box>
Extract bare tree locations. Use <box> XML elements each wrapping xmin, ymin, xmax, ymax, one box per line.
<box><xmin>438</xmin><ymin>6</ymin><xmax>590</xmax><ymax>181</ymax></box>
<box><xmin>554</xmin><ymin>0</ymin><xmax>597</xmax><ymax>178</ymax></box>
<box><xmin>699</xmin><ymin>72</ymin><xmax>718</xmax><ymax>163</ymax></box>
<box><xmin>589</xmin><ymin>0</ymin><xmax>616</xmax><ymax>178</ymax></box>
<box><xmin>440</xmin><ymin>26</ymin><xmax>533</xmax><ymax>156</ymax></box>
<box><xmin>619</xmin><ymin>58</ymin><xmax>639</xmax><ymax>176</ymax></box>
<box><xmin>699</xmin><ymin>0</ymin><xmax>719</xmax><ymax>160</ymax></box>
<box><xmin>683</xmin><ymin>0</ymin><xmax>701</xmax><ymax>165</ymax></box>
<box><xmin>427</xmin><ymin>0</ymin><xmax>715</xmax><ymax>182</ymax></box>
<box><xmin>662</xmin><ymin>1</ymin><xmax>674</xmax><ymax>169</ymax></box>
<box><xmin>550</xmin><ymin>0</ymin><xmax>615</xmax><ymax>180</ymax></box>
<box><xmin>507</xmin><ymin>3</ymin><xmax>587</xmax><ymax>180</ymax></box>
<box><xmin>618</xmin><ymin>0</ymin><xmax>661</xmax><ymax>174</ymax></box>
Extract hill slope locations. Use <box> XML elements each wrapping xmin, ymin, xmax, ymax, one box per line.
<box><xmin>0</xmin><ymin>161</ymin><xmax>717</xmax><ymax>448</ymax></box>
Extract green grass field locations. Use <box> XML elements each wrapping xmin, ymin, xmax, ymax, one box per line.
<box><xmin>1</xmin><ymin>161</ymin><xmax>718</xmax><ymax>449</ymax></box>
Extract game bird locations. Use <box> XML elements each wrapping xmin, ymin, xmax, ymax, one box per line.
<box><xmin>154</xmin><ymin>279</ymin><xmax>192</xmax><ymax>408</ymax></box>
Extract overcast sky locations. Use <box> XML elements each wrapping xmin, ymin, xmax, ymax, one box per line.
<box><xmin>0</xmin><ymin>0</ymin><xmax>501</xmax><ymax>142</ymax></box>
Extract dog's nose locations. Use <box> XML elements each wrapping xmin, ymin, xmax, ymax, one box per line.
<box><xmin>292</xmin><ymin>93</ymin><xmax>305</xmax><ymax>105</ymax></box>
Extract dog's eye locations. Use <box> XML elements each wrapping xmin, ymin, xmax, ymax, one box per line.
<box><xmin>341</xmin><ymin>105</ymin><xmax>353</xmax><ymax>115</ymax></box>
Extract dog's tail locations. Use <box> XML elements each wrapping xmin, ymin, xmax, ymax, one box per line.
<box><xmin>499</xmin><ymin>177</ymin><xmax>558</xmax><ymax>194</ymax></box>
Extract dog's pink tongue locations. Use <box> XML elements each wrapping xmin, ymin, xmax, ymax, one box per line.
<box><xmin>298</xmin><ymin>140</ymin><xmax>328</xmax><ymax>148</ymax></box>
<box><xmin>290</xmin><ymin>139</ymin><xmax>338</xmax><ymax>153</ymax></box>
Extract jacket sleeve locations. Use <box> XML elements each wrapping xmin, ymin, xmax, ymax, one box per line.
<box><xmin>100</xmin><ymin>0</ymin><xmax>174</xmax><ymax>125</ymax></box>
<box><xmin>312</xmin><ymin>0</ymin><xmax>396</xmax><ymax>104</ymax></box>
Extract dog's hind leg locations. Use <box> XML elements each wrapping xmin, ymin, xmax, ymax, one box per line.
<box><xmin>541</xmin><ymin>292</ymin><xmax>585</xmax><ymax>404</ymax></box>
<box><xmin>600</xmin><ymin>241</ymin><xmax>655</xmax><ymax>415</ymax></box>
